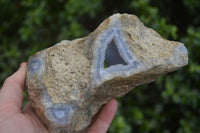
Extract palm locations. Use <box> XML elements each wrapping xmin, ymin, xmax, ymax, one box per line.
<box><xmin>0</xmin><ymin>63</ymin><xmax>117</xmax><ymax>133</ymax></box>
<box><xmin>0</xmin><ymin>109</ymin><xmax>47</xmax><ymax>133</ymax></box>
<box><xmin>0</xmin><ymin>103</ymin><xmax>48</xmax><ymax>133</ymax></box>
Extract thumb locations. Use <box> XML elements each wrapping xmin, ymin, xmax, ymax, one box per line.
<box><xmin>0</xmin><ymin>62</ymin><xmax>27</xmax><ymax>113</ymax></box>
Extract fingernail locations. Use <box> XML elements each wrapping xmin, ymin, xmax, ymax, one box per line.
<box><xmin>20</xmin><ymin>62</ymin><xmax>27</xmax><ymax>68</ymax></box>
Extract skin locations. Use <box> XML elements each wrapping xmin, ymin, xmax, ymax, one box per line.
<box><xmin>0</xmin><ymin>62</ymin><xmax>118</xmax><ymax>133</ymax></box>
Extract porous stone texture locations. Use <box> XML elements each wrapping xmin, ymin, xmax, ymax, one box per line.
<box><xmin>26</xmin><ymin>13</ymin><xmax>188</xmax><ymax>133</ymax></box>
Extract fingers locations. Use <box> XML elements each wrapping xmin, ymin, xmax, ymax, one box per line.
<box><xmin>88</xmin><ymin>99</ymin><xmax>118</xmax><ymax>133</ymax></box>
<box><xmin>0</xmin><ymin>62</ymin><xmax>27</xmax><ymax>113</ymax></box>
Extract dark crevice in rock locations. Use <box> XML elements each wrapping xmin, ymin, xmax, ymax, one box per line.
<box><xmin>104</xmin><ymin>39</ymin><xmax>127</xmax><ymax>68</ymax></box>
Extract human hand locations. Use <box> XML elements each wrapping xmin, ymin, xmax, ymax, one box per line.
<box><xmin>0</xmin><ymin>62</ymin><xmax>118</xmax><ymax>133</ymax></box>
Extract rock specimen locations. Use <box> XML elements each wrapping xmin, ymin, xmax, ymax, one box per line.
<box><xmin>26</xmin><ymin>13</ymin><xmax>188</xmax><ymax>133</ymax></box>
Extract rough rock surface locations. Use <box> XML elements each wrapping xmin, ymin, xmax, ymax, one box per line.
<box><xmin>26</xmin><ymin>13</ymin><xmax>188</xmax><ymax>133</ymax></box>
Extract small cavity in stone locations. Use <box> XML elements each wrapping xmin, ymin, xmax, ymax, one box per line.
<box><xmin>48</xmin><ymin>106</ymin><xmax>70</xmax><ymax>125</ymax></box>
<box><xmin>29</xmin><ymin>59</ymin><xmax>41</xmax><ymax>72</ymax></box>
<box><xmin>104</xmin><ymin>39</ymin><xmax>127</xmax><ymax>68</ymax></box>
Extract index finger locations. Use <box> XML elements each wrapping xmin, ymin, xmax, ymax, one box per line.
<box><xmin>88</xmin><ymin>99</ymin><xmax>118</xmax><ymax>133</ymax></box>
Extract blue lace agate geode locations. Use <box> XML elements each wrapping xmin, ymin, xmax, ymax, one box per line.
<box><xmin>26</xmin><ymin>13</ymin><xmax>188</xmax><ymax>133</ymax></box>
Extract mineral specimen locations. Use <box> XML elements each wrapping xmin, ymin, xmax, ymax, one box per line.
<box><xmin>26</xmin><ymin>13</ymin><xmax>188</xmax><ymax>133</ymax></box>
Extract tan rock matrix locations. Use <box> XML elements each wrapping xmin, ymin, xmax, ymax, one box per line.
<box><xmin>26</xmin><ymin>13</ymin><xmax>188</xmax><ymax>133</ymax></box>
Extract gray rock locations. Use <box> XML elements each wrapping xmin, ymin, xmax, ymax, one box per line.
<box><xmin>26</xmin><ymin>13</ymin><xmax>188</xmax><ymax>133</ymax></box>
